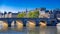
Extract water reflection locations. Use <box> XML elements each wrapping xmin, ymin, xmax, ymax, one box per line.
<box><xmin>27</xmin><ymin>26</ymin><xmax>57</xmax><ymax>34</ymax></box>
<box><xmin>27</xmin><ymin>27</ymin><xmax>39</xmax><ymax>34</ymax></box>
<box><xmin>2</xmin><ymin>22</ymin><xmax>8</xmax><ymax>31</ymax></box>
<box><xmin>56</xmin><ymin>24</ymin><xmax>60</xmax><ymax>34</ymax></box>
<box><xmin>45</xmin><ymin>26</ymin><xmax>57</xmax><ymax>34</ymax></box>
<box><xmin>0</xmin><ymin>21</ymin><xmax>3</xmax><ymax>30</ymax></box>
<box><xmin>0</xmin><ymin>26</ymin><xmax>58</xmax><ymax>34</ymax></box>
<box><xmin>26</xmin><ymin>20</ymin><xmax>36</xmax><ymax>30</ymax></box>
<box><xmin>39</xmin><ymin>26</ymin><xmax>47</xmax><ymax>34</ymax></box>
<box><xmin>0</xmin><ymin>21</ymin><xmax>8</xmax><ymax>31</ymax></box>
<box><xmin>16</xmin><ymin>21</ymin><xmax>23</xmax><ymax>31</ymax></box>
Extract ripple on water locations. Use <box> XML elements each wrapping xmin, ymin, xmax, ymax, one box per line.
<box><xmin>0</xmin><ymin>26</ymin><xmax>58</xmax><ymax>34</ymax></box>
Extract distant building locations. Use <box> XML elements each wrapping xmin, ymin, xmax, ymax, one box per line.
<box><xmin>54</xmin><ymin>9</ymin><xmax>60</xmax><ymax>20</ymax></box>
<box><xmin>49</xmin><ymin>10</ymin><xmax>55</xmax><ymax>18</ymax></box>
<box><xmin>12</xmin><ymin>13</ymin><xmax>18</xmax><ymax>18</ymax></box>
<box><xmin>2</xmin><ymin>14</ymin><xmax>4</xmax><ymax>18</ymax></box>
<box><xmin>39</xmin><ymin>8</ymin><xmax>46</xmax><ymax>18</ymax></box>
<box><xmin>0</xmin><ymin>8</ymin><xmax>59</xmax><ymax>18</ymax></box>
<box><xmin>4</xmin><ymin>11</ymin><xmax>8</xmax><ymax>18</ymax></box>
<box><xmin>45</xmin><ymin>10</ymin><xmax>50</xmax><ymax>18</ymax></box>
<box><xmin>39</xmin><ymin>8</ymin><xmax>50</xmax><ymax>18</ymax></box>
<box><xmin>8</xmin><ymin>12</ymin><xmax>12</xmax><ymax>18</ymax></box>
<box><xmin>25</xmin><ymin>9</ymin><xmax>29</xmax><ymax>18</ymax></box>
<box><xmin>0</xmin><ymin>12</ymin><xmax>3</xmax><ymax>18</ymax></box>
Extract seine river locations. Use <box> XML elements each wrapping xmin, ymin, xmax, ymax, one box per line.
<box><xmin>0</xmin><ymin>26</ymin><xmax>60</xmax><ymax>34</ymax></box>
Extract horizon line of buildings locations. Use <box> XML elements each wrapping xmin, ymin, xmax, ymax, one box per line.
<box><xmin>0</xmin><ymin>8</ymin><xmax>60</xmax><ymax>19</ymax></box>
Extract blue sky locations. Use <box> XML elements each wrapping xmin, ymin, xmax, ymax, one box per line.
<box><xmin>0</xmin><ymin>0</ymin><xmax>60</xmax><ymax>13</ymax></box>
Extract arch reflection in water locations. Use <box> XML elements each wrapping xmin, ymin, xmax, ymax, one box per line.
<box><xmin>39</xmin><ymin>26</ymin><xmax>57</xmax><ymax>34</ymax></box>
<box><xmin>26</xmin><ymin>20</ymin><xmax>36</xmax><ymax>30</ymax></box>
<box><xmin>16</xmin><ymin>20</ymin><xmax>23</xmax><ymax>31</ymax></box>
<box><xmin>27</xmin><ymin>29</ymin><xmax>38</xmax><ymax>34</ymax></box>
<box><xmin>0</xmin><ymin>21</ymin><xmax>3</xmax><ymax>30</ymax></box>
<box><xmin>39</xmin><ymin>21</ymin><xmax>47</xmax><ymax>34</ymax></box>
<box><xmin>2</xmin><ymin>21</ymin><xmax>8</xmax><ymax>31</ymax></box>
<box><xmin>39</xmin><ymin>27</ymin><xmax>46</xmax><ymax>34</ymax></box>
<box><xmin>27</xmin><ymin>27</ymin><xmax>39</xmax><ymax>34</ymax></box>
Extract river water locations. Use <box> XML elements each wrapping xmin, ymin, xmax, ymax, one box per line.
<box><xmin>0</xmin><ymin>26</ymin><xmax>60</xmax><ymax>34</ymax></box>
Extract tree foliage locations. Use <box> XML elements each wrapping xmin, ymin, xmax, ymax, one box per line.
<box><xmin>17</xmin><ymin>12</ymin><xmax>26</xmax><ymax>18</ymax></box>
<box><xmin>17</xmin><ymin>10</ymin><xmax>39</xmax><ymax>18</ymax></box>
<box><xmin>27</xmin><ymin>10</ymin><xmax>39</xmax><ymax>18</ymax></box>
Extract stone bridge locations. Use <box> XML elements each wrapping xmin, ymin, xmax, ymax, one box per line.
<box><xmin>0</xmin><ymin>18</ymin><xmax>57</xmax><ymax>27</ymax></box>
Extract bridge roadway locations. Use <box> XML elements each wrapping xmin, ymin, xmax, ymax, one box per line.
<box><xmin>0</xmin><ymin>18</ymin><xmax>57</xmax><ymax>27</ymax></box>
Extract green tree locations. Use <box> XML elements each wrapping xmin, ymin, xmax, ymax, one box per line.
<box><xmin>17</xmin><ymin>12</ymin><xmax>26</xmax><ymax>18</ymax></box>
<box><xmin>28</xmin><ymin>10</ymin><xmax>39</xmax><ymax>18</ymax></box>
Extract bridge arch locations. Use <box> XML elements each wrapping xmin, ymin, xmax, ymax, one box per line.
<box><xmin>0</xmin><ymin>20</ymin><xmax>8</xmax><ymax>31</ymax></box>
<box><xmin>39</xmin><ymin>20</ymin><xmax>47</xmax><ymax>27</ymax></box>
<box><xmin>26</xmin><ymin>20</ymin><xmax>36</xmax><ymax>29</ymax></box>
